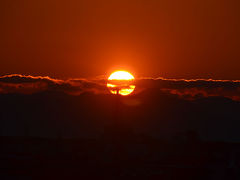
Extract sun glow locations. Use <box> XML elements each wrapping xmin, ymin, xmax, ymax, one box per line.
<box><xmin>107</xmin><ymin>71</ymin><xmax>135</xmax><ymax>96</ymax></box>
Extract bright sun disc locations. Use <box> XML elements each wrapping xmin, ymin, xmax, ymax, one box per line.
<box><xmin>107</xmin><ymin>71</ymin><xmax>135</xmax><ymax>96</ymax></box>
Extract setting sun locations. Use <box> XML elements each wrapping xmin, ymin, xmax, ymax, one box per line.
<box><xmin>107</xmin><ymin>71</ymin><xmax>135</xmax><ymax>96</ymax></box>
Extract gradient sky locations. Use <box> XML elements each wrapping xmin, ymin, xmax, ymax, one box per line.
<box><xmin>0</xmin><ymin>0</ymin><xmax>239</xmax><ymax>79</ymax></box>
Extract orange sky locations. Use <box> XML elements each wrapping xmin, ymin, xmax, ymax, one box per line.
<box><xmin>0</xmin><ymin>0</ymin><xmax>239</xmax><ymax>79</ymax></box>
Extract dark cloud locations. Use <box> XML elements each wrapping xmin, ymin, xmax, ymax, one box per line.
<box><xmin>136</xmin><ymin>78</ymin><xmax>240</xmax><ymax>101</ymax></box>
<box><xmin>0</xmin><ymin>74</ymin><xmax>240</xmax><ymax>101</ymax></box>
<box><xmin>0</xmin><ymin>74</ymin><xmax>107</xmax><ymax>95</ymax></box>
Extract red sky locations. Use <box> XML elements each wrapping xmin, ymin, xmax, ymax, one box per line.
<box><xmin>0</xmin><ymin>0</ymin><xmax>239</xmax><ymax>79</ymax></box>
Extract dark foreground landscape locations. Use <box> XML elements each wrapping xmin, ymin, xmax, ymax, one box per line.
<box><xmin>0</xmin><ymin>91</ymin><xmax>240</xmax><ymax>179</ymax></box>
<box><xmin>0</xmin><ymin>136</ymin><xmax>240</xmax><ymax>179</ymax></box>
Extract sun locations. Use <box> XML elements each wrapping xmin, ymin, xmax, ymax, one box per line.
<box><xmin>107</xmin><ymin>70</ymin><xmax>135</xmax><ymax>96</ymax></box>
